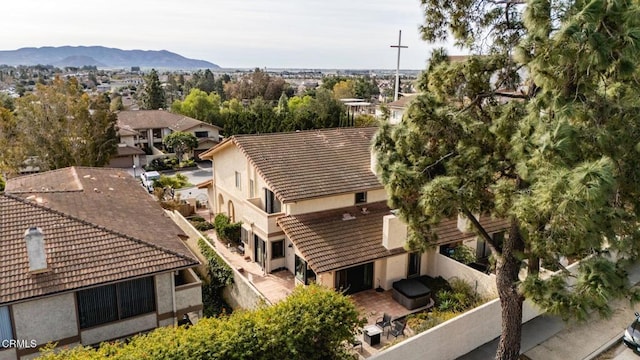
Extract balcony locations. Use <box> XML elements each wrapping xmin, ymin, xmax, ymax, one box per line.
<box><xmin>174</xmin><ymin>268</ymin><xmax>202</xmax><ymax>312</ymax></box>
<box><xmin>244</xmin><ymin>198</ymin><xmax>285</xmax><ymax>235</ymax></box>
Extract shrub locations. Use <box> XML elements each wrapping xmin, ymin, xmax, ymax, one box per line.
<box><xmin>193</xmin><ymin>221</ymin><xmax>214</xmax><ymax>231</ymax></box>
<box><xmin>213</xmin><ymin>213</ymin><xmax>242</xmax><ymax>244</ymax></box>
<box><xmin>155</xmin><ymin>173</ymin><xmax>190</xmax><ymax>189</ymax></box>
<box><xmin>37</xmin><ymin>285</ymin><xmax>364</xmax><ymax>360</ymax></box>
<box><xmin>198</xmin><ymin>238</ymin><xmax>233</xmax><ymax>317</ymax></box>
<box><xmin>449</xmin><ymin>245</ymin><xmax>476</xmax><ymax>265</ymax></box>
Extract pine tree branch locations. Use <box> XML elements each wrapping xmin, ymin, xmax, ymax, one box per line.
<box><xmin>421</xmin><ymin>152</ymin><xmax>456</xmax><ymax>174</ymax></box>
<box><xmin>460</xmin><ymin>207</ymin><xmax>502</xmax><ymax>255</ymax></box>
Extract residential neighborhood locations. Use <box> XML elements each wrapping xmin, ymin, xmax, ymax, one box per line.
<box><xmin>3</xmin><ymin>1</ymin><xmax>640</xmax><ymax>360</ymax></box>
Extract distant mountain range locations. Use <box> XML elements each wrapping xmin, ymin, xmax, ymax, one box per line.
<box><xmin>0</xmin><ymin>46</ymin><xmax>219</xmax><ymax>69</ymax></box>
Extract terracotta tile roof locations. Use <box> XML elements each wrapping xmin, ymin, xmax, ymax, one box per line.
<box><xmin>5</xmin><ymin>167</ymin><xmax>196</xmax><ymax>259</ymax></box>
<box><xmin>278</xmin><ymin>204</ymin><xmax>510</xmax><ymax>273</ymax></box>
<box><xmin>1</xmin><ymin>193</ymin><xmax>198</xmax><ymax>304</ymax></box>
<box><xmin>117</xmin><ymin>110</ymin><xmax>222</xmax><ymax>131</ymax></box>
<box><xmin>205</xmin><ymin>127</ymin><xmax>383</xmax><ymax>203</ymax></box>
<box><xmin>116</xmin><ymin>144</ymin><xmax>145</xmax><ymax>156</ymax></box>
<box><xmin>386</xmin><ymin>94</ymin><xmax>418</xmax><ymax>109</ymax></box>
<box><xmin>277</xmin><ymin>201</ymin><xmax>405</xmax><ymax>273</ymax></box>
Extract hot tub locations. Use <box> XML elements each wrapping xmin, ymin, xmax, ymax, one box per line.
<box><xmin>392</xmin><ymin>278</ymin><xmax>431</xmax><ymax>310</ymax></box>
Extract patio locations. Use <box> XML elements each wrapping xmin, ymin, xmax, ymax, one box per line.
<box><xmin>200</xmin><ymin>227</ymin><xmax>295</xmax><ymax>304</ymax></box>
<box><xmin>349</xmin><ymin>288</ymin><xmax>434</xmax><ymax>358</ymax></box>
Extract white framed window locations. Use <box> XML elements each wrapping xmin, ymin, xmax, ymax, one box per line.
<box><xmin>249</xmin><ymin>179</ymin><xmax>255</xmax><ymax>198</ymax></box>
<box><xmin>235</xmin><ymin>171</ymin><xmax>241</xmax><ymax>189</ymax></box>
<box><xmin>355</xmin><ymin>192</ymin><xmax>367</xmax><ymax>204</ymax></box>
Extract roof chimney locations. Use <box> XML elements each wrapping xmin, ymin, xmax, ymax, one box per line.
<box><xmin>24</xmin><ymin>227</ymin><xmax>48</xmax><ymax>273</ymax></box>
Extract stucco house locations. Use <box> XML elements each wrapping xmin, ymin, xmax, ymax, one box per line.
<box><xmin>376</xmin><ymin>94</ymin><xmax>418</xmax><ymax>124</ymax></box>
<box><xmin>1</xmin><ymin>167</ymin><xmax>202</xmax><ymax>360</ymax></box>
<box><xmin>198</xmin><ymin>127</ymin><xmax>507</xmax><ymax>298</ymax></box>
<box><xmin>112</xmin><ymin>110</ymin><xmax>222</xmax><ymax>168</ymax></box>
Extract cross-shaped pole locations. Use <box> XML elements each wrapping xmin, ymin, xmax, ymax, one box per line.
<box><xmin>390</xmin><ymin>30</ymin><xmax>408</xmax><ymax>102</ymax></box>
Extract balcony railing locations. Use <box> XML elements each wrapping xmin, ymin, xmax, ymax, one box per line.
<box><xmin>244</xmin><ymin>198</ymin><xmax>285</xmax><ymax>235</ymax></box>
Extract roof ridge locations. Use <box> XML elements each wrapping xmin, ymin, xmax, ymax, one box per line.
<box><xmin>1</xmin><ymin>193</ymin><xmax>198</xmax><ymax>265</ymax></box>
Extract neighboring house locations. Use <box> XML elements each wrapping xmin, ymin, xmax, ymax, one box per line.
<box><xmin>199</xmin><ymin>127</ymin><xmax>507</xmax><ymax>297</ymax></box>
<box><xmin>377</xmin><ymin>94</ymin><xmax>417</xmax><ymax>124</ymax></box>
<box><xmin>1</xmin><ymin>167</ymin><xmax>202</xmax><ymax>360</ymax></box>
<box><xmin>116</xmin><ymin>110</ymin><xmax>222</xmax><ymax>166</ymax></box>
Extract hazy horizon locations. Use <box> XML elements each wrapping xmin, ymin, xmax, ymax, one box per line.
<box><xmin>2</xmin><ymin>0</ymin><xmax>460</xmax><ymax>70</ymax></box>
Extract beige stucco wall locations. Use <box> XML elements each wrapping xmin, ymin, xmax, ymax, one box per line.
<box><xmin>429</xmin><ymin>253</ymin><xmax>498</xmax><ymax>298</ymax></box>
<box><xmin>316</xmin><ymin>271</ymin><xmax>334</xmax><ymax>288</ymax></box>
<box><xmin>383</xmin><ymin>254</ymin><xmax>408</xmax><ymax>289</ymax></box>
<box><xmin>286</xmin><ymin>188</ymin><xmax>387</xmax><ymax>215</ymax></box>
<box><xmin>372</xmin><ymin>299</ymin><xmax>543</xmax><ymax>360</ymax></box>
<box><xmin>80</xmin><ymin>313</ymin><xmax>156</xmax><ymax>345</ymax></box>
<box><xmin>12</xmin><ymin>293</ymin><xmax>78</xmax><ymax>347</ymax></box>
<box><xmin>155</xmin><ymin>272</ymin><xmax>174</xmax><ymax>316</ymax></box>
<box><xmin>0</xmin><ymin>349</ymin><xmax>16</xmax><ymax>360</ymax></box>
<box><xmin>175</xmin><ymin>269</ymin><xmax>203</xmax><ymax>311</ymax></box>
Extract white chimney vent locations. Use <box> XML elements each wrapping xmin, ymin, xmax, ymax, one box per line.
<box><xmin>24</xmin><ymin>227</ymin><xmax>48</xmax><ymax>273</ymax></box>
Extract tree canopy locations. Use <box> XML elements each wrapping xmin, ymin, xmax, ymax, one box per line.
<box><xmin>374</xmin><ymin>1</ymin><xmax>640</xmax><ymax>359</ymax></box>
<box><xmin>163</xmin><ymin>131</ymin><xmax>199</xmax><ymax>162</ymax></box>
<box><xmin>1</xmin><ymin>77</ymin><xmax>118</xmax><ymax>174</ymax></box>
<box><xmin>37</xmin><ymin>284</ymin><xmax>364</xmax><ymax>360</ymax></box>
<box><xmin>140</xmin><ymin>68</ymin><xmax>166</xmax><ymax>110</ymax></box>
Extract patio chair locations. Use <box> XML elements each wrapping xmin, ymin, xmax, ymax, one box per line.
<box><xmin>387</xmin><ymin>320</ymin><xmax>406</xmax><ymax>340</ymax></box>
<box><xmin>351</xmin><ymin>336</ymin><xmax>363</xmax><ymax>352</ymax></box>
<box><xmin>375</xmin><ymin>312</ymin><xmax>392</xmax><ymax>334</ymax></box>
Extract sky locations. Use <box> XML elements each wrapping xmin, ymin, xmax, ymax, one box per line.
<box><xmin>2</xmin><ymin>0</ymin><xmax>458</xmax><ymax>70</ymax></box>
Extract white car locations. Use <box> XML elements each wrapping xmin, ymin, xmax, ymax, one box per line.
<box><xmin>140</xmin><ymin>171</ymin><xmax>161</xmax><ymax>193</ymax></box>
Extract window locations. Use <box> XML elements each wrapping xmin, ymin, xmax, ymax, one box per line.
<box><xmin>249</xmin><ymin>179</ymin><xmax>255</xmax><ymax>198</ymax></box>
<box><xmin>264</xmin><ymin>189</ymin><xmax>281</xmax><ymax>214</ymax></box>
<box><xmin>271</xmin><ymin>240</ymin><xmax>285</xmax><ymax>259</ymax></box>
<box><xmin>0</xmin><ymin>306</ymin><xmax>12</xmax><ymax>346</ymax></box>
<box><xmin>408</xmin><ymin>252</ymin><xmax>421</xmax><ymax>278</ymax></box>
<box><xmin>235</xmin><ymin>171</ymin><xmax>241</xmax><ymax>189</ymax></box>
<box><xmin>295</xmin><ymin>255</ymin><xmax>316</xmax><ymax>285</ymax></box>
<box><xmin>241</xmin><ymin>228</ymin><xmax>249</xmax><ymax>244</ymax></box>
<box><xmin>194</xmin><ymin>131</ymin><xmax>208</xmax><ymax>138</ymax></box>
<box><xmin>355</xmin><ymin>192</ymin><xmax>367</xmax><ymax>204</ymax></box>
<box><xmin>77</xmin><ymin>277</ymin><xmax>156</xmax><ymax>329</ymax></box>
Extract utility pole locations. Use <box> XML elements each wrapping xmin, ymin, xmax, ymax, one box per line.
<box><xmin>390</xmin><ymin>30</ymin><xmax>408</xmax><ymax>102</ymax></box>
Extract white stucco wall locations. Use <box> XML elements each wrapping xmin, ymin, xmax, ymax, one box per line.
<box><xmin>12</xmin><ymin>293</ymin><xmax>78</xmax><ymax>346</ymax></box>
<box><xmin>383</xmin><ymin>254</ymin><xmax>408</xmax><ymax>289</ymax></box>
<box><xmin>80</xmin><ymin>313</ymin><xmax>156</xmax><ymax>345</ymax></box>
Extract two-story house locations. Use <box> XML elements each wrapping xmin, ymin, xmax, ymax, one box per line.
<box><xmin>199</xmin><ymin>127</ymin><xmax>507</xmax><ymax>297</ymax></box>
<box><xmin>115</xmin><ymin>110</ymin><xmax>222</xmax><ymax>166</ymax></box>
<box><xmin>1</xmin><ymin>167</ymin><xmax>202</xmax><ymax>360</ymax></box>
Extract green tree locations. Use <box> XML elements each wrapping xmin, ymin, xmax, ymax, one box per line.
<box><xmin>332</xmin><ymin>80</ymin><xmax>356</xmax><ymax>99</ymax></box>
<box><xmin>0</xmin><ymin>92</ymin><xmax>15</xmax><ymax>111</ymax></box>
<box><xmin>8</xmin><ymin>77</ymin><xmax>117</xmax><ymax>173</ymax></box>
<box><xmin>374</xmin><ymin>1</ymin><xmax>640</xmax><ymax>359</ymax></box>
<box><xmin>38</xmin><ymin>284</ymin><xmax>364</xmax><ymax>360</ymax></box>
<box><xmin>140</xmin><ymin>68</ymin><xmax>166</xmax><ymax>110</ymax></box>
<box><xmin>172</xmin><ymin>88</ymin><xmax>223</xmax><ymax>127</ymax></box>
<box><xmin>163</xmin><ymin>131</ymin><xmax>198</xmax><ymax>162</ymax></box>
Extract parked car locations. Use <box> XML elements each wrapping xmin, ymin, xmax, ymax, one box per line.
<box><xmin>140</xmin><ymin>171</ymin><xmax>161</xmax><ymax>193</ymax></box>
<box><xmin>623</xmin><ymin>312</ymin><xmax>640</xmax><ymax>351</ymax></box>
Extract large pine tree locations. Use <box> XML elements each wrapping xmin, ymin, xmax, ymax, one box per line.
<box><xmin>374</xmin><ymin>0</ymin><xmax>640</xmax><ymax>359</ymax></box>
<box><xmin>141</xmin><ymin>68</ymin><xmax>166</xmax><ymax>110</ymax></box>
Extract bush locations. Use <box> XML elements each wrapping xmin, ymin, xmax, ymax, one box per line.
<box><xmin>193</xmin><ymin>221</ymin><xmax>214</xmax><ymax>231</ymax></box>
<box><xmin>155</xmin><ymin>173</ymin><xmax>190</xmax><ymax>189</ymax></box>
<box><xmin>198</xmin><ymin>238</ymin><xmax>233</xmax><ymax>317</ymax></box>
<box><xmin>37</xmin><ymin>285</ymin><xmax>364</xmax><ymax>360</ymax></box>
<box><xmin>213</xmin><ymin>213</ymin><xmax>242</xmax><ymax>244</ymax></box>
<box><xmin>449</xmin><ymin>245</ymin><xmax>476</xmax><ymax>265</ymax></box>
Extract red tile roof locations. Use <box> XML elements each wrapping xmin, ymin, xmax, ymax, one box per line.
<box><xmin>5</xmin><ymin>167</ymin><xmax>196</xmax><ymax>259</ymax></box>
<box><xmin>1</xmin><ymin>193</ymin><xmax>198</xmax><ymax>304</ymax></box>
<box><xmin>277</xmin><ymin>203</ymin><xmax>509</xmax><ymax>274</ymax></box>
<box><xmin>277</xmin><ymin>201</ymin><xmax>405</xmax><ymax>273</ymax></box>
<box><xmin>117</xmin><ymin>110</ymin><xmax>222</xmax><ymax>131</ymax></box>
<box><xmin>202</xmin><ymin>127</ymin><xmax>383</xmax><ymax>203</ymax></box>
